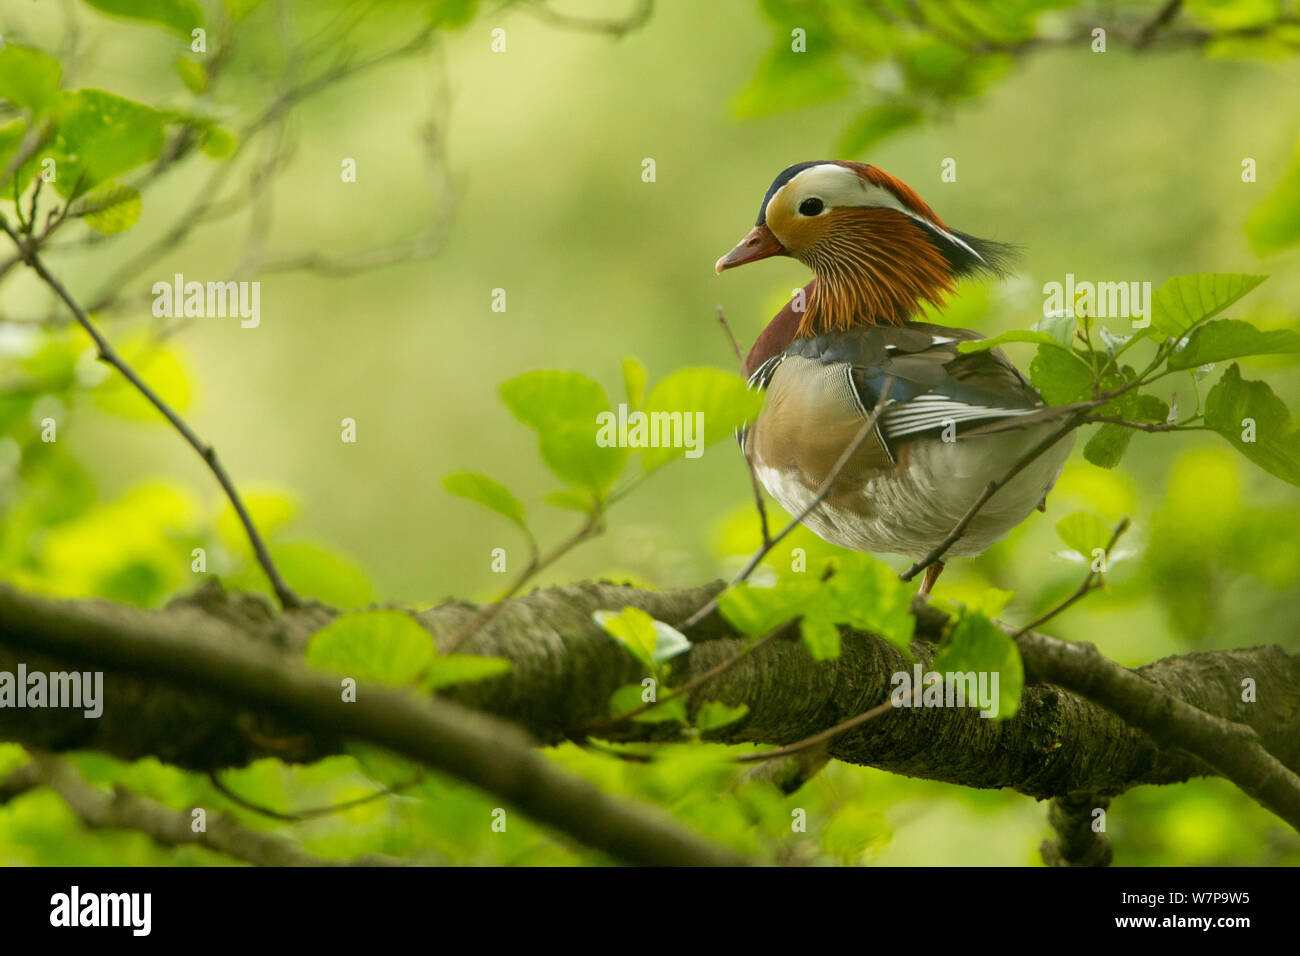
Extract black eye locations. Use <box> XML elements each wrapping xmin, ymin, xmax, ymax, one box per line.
<box><xmin>798</xmin><ymin>197</ymin><xmax>824</xmax><ymax>216</ymax></box>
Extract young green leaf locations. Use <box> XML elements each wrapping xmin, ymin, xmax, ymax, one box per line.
<box><xmin>49</xmin><ymin>90</ymin><xmax>166</xmax><ymax>196</ymax></box>
<box><xmin>932</xmin><ymin>612</ymin><xmax>1024</xmax><ymax>720</ymax></box>
<box><xmin>1204</xmin><ymin>363</ymin><xmax>1300</xmax><ymax>487</ymax></box>
<box><xmin>1083</xmin><ymin>423</ymin><xmax>1133</xmax><ymax>469</ymax></box>
<box><xmin>69</xmin><ymin>183</ymin><xmax>142</xmax><ymax>234</ymax></box>
<box><xmin>1029</xmin><ymin>344</ymin><xmax>1092</xmax><ymax>405</ymax></box>
<box><xmin>595</xmin><ymin>607</ymin><xmax>656</xmax><ymax>668</ymax></box>
<box><xmin>1246</xmin><ymin>138</ymin><xmax>1300</xmax><ymax>254</ymax></box>
<box><xmin>1055</xmin><ymin>512</ymin><xmax>1113</xmax><ymax>562</ymax></box>
<box><xmin>1148</xmin><ymin>273</ymin><xmax>1267</xmax><ymax>340</ymax></box>
<box><xmin>608</xmin><ymin>683</ymin><xmax>686</xmax><ymax>723</ymax></box>
<box><xmin>422</xmin><ymin>654</ymin><xmax>512</xmax><ymax>691</ymax></box>
<box><xmin>500</xmin><ymin>370</ymin><xmax>627</xmax><ymax>493</ymax></box>
<box><xmin>305</xmin><ymin>611</ymin><xmax>434</xmax><ymax>686</ymax></box>
<box><xmin>957</xmin><ymin>329</ymin><xmax>1069</xmax><ymax>354</ymax></box>
<box><xmin>799</xmin><ymin>615</ymin><xmax>841</xmax><ymax>661</ymax></box>
<box><xmin>640</xmin><ymin>367</ymin><xmax>763</xmax><ymax>472</ymax></box>
<box><xmin>694</xmin><ymin>700</ymin><xmax>749</xmax><ymax>732</ymax></box>
<box><xmin>82</xmin><ymin>0</ymin><xmax>203</xmax><ymax>37</ymax></box>
<box><xmin>622</xmin><ymin>356</ymin><xmax>647</xmax><ymax>409</ymax></box>
<box><xmin>1166</xmin><ymin>319</ymin><xmax>1300</xmax><ymax>371</ymax></box>
<box><xmin>0</xmin><ymin>45</ymin><xmax>63</xmax><ymax>118</ymax></box>
<box><xmin>442</xmin><ymin>471</ymin><xmax>527</xmax><ymax>529</ymax></box>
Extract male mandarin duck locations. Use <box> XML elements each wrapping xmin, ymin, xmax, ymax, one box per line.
<box><xmin>716</xmin><ymin>160</ymin><xmax>1075</xmax><ymax>594</ymax></box>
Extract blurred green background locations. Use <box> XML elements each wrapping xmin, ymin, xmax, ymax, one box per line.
<box><xmin>1</xmin><ymin>0</ymin><xmax>1298</xmax><ymax>865</ymax></box>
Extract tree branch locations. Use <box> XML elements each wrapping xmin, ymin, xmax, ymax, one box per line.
<box><xmin>1</xmin><ymin>579</ymin><xmax>1297</xmax><ymax>836</ymax></box>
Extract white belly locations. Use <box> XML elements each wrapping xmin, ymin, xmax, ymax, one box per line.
<box><xmin>755</xmin><ymin>424</ymin><xmax>1075</xmax><ymax>560</ymax></box>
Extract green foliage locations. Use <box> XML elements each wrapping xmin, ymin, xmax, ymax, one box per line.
<box><xmin>81</xmin><ymin>0</ymin><xmax>204</xmax><ymax>36</ymax></box>
<box><xmin>593</xmin><ymin>606</ymin><xmax>691</xmax><ymax>671</ymax></box>
<box><xmin>719</xmin><ymin>552</ymin><xmax>915</xmax><ymax>659</ymax></box>
<box><xmin>306</xmin><ymin>610</ymin><xmax>511</xmax><ymax>690</ymax></box>
<box><xmin>1205</xmin><ymin>364</ymin><xmax>1300</xmax><ymax>487</ymax></box>
<box><xmin>68</xmin><ymin>182</ymin><xmax>143</xmax><ymax>234</ymax></box>
<box><xmin>442</xmin><ymin>471</ymin><xmax>528</xmax><ymax>530</ymax></box>
<box><xmin>640</xmin><ymin>367</ymin><xmax>763</xmax><ymax>472</ymax></box>
<box><xmin>1166</xmin><ymin>319</ymin><xmax>1300</xmax><ymax>370</ymax></box>
<box><xmin>1147</xmin><ymin>273</ymin><xmax>1268</xmax><ymax>340</ymax></box>
<box><xmin>1055</xmin><ymin>512</ymin><xmax>1113</xmax><ymax>562</ymax></box>
<box><xmin>500</xmin><ymin>370</ymin><xmax>627</xmax><ymax>495</ymax></box>
<box><xmin>932</xmin><ymin>611</ymin><xmax>1024</xmax><ymax>720</ymax></box>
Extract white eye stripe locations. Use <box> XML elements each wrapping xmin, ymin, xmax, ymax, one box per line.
<box><xmin>770</xmin><ymin>164</ymin><xmax>985</xmax><ymax>265</ymax></box>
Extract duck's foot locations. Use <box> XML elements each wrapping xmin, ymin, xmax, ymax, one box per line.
<box><xmin>918</xmin><ymin>560</ymin><xmax>946</xmax><ymax>598</ymax></box>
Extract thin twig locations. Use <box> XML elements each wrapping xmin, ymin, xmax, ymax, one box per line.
<box><xmin>586</xmin><ymin>619</ymin><xmax>797</xmax><ymax>732</ymax></box>
<box><xmin>898</xmin><ymin>406</ymin><xmax>1091</xmax><ymax>582</ymax></box>
<box><xmin>442</xmin><ymin>507</ymin><xmax>605</xmax><ymax>654</ymax></box>
<box><xmin>207</xmin><ymin>769</ymin><xmax>421</xmax><ymax>822</ymax></box>
<box><xmin>679</xmin><ymin>377</ymin><xmax>896</xmax><ymax>630</ymax></box>
<box><xmin>734</xmin><ymin>696</ymin><xmax>897</xmax><ymax>764</ymax></box>
<box><xmin>1011</xmin><ymin>516</ymin><xmax>1130</xmax><ymax>639</ymax></box>
<box><xmin>0</xmin><ymin>217</ymin><xmax>302</xmax><ymax>610</ymax></box>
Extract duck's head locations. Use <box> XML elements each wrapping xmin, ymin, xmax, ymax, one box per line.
<box><xmin>715</xmin><ymin>160</ymin><xmax>1011</xmax><ymax>335</ymax></box>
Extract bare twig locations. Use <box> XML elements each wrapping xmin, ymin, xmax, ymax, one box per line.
<box><xmin>28</xmin><ymin>752</ymin><xmax>413</xmax><ymax>866</ymax></box>
<box><xmin>1011</xmin><ymin>516</ymin><xmax>1130</xmax><ymax>638</ymax></box>
<box><xmin>899</xmin><ymin>407</ymin><xmax>1091</xmax><ymax>582</ymax></box>
<box><xmin>515</xmin><ymin>0</ymin><xmax>655</xmax><ymax>37</ymax></box>
<box><xmin>442</xmin><ymin>507</ymin><xmax>605</xmax><ymax>654</ymax></box>
<box><xmin>586</xmin><ymin>619</ymin><xmax>797</xmax><ymax>731</ymax></box>
<box><xmin>207</xmin><ymin>769</ymin><xmax>421</xmax><ymax>822</ymax></box>
<box><xmin>680</xmin><ymin>377</ymin><xmax>896</xmax><ymax>630</ymax></box>
<box><xmin>734</xmin><ymin>696</ymin><xmax>897</xmax><ymax>764</ymax></box>
<box><xmin>0</xmin><ymin>217</ymin><xmax>302</xmax><ymax>610</ymax></box>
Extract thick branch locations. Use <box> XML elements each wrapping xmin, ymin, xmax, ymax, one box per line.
<box><xmin>2</xmin><ymin>580</ymin><xmax>1298</xmax><ymax>831</ymax></box>
<box><xmin>0</xmin><ymin>583</ymin><xmax>745</xmax><ymax>866</ymax></box>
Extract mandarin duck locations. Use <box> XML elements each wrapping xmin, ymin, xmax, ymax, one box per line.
<box><xmin>716</xmin><ymin>161</ymin><xmax>1075</xmax><ymax>595</ymax></box>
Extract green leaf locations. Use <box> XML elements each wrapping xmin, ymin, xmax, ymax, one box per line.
<box><xmin>69</xmin><ymin>183</ymin><xmax>142</xmax><ymax>234</ymax></box>
<box><xmin>174</xmin><ymin>57</ymin><xmax>207</xmax><ymax>94</ymax></box>
<box><xmin>1246</xmin><ymin>137</ymin><xmax>1300</xmax><ymax>254</ymax></box>
<box><xmin>1148</xmin><ymin>273</ymin><xmax>1267</xmax><ymax>340</ymax></box>
<box><xmin>799</xmin><ymin>615</ymin><xmax>841</xmax><ymax>661</ymax></box>
<box><xmin>594</xmin><ymin>606</ymin><xmax>691</xmax><ymax>669</ymax></box>
<box><xmin>822</xmin><ymin>554</ymin><xmax>915</xmax><ymax>652</ymax></box>
<box><xmin>422</xmin><ymin>654</ymin><xmax>512</xmax><ymax>690</ymax></box>
<box><xmin>932</xmin><ymin>612</ymin><xmax>1023</xmax><ymax>720</ymax></box>
<box><xmin>543</xmin><ymin>489</ymin><xmax>595</xmax><ymax>513</ymax></box>
<box><xmin>1032</xmin><ymin>311</ymin><xmax>1077</xmax><ymax>346</ymax></box>
<box><xmin>49</xmin><ymin>89</ymin><xmax>166</xmax><ymax>196</ymax></box>
<box><xmin>608</xmin><ymin>683</ymin><xmax>685</xmax><ymax>723</ymax></box>
<box><xmin>1166</xmin><ymin>319</ymin><xmax>1300</xmax><ymax>371</ymax></box>
<box><xmin>201</xmin><ymin>125</ymin><xmax>236</xmax><ymax>159</ymax></box>
<box><xmin>1083</xmin><ymin>423</ymin><xmax>1133</xmax><ymax>469</ymax></box>
<box><xmin>694</xmin><ymin>700</ymin><xmax>749</xmax><ymax>732</ymax></box>
<box><xmin>306</xmin><ymin>611</ymin><xmax>434</xmax><ymax>686</ymax></box>
<box><xmin>500</xmin><ymin>370</ymin><xmax>626</xmax><ymax>493</ymax></box>
<box><xmin>838</xmin><ymin>103</ymin><xmax>923</xmax><ymax>156</ymax></box>
<box><xmin>957</xmin><ymin>329</ymin><xmax>1070</xmax><ymax>354</ymax></box>
<box><xmin>427</xmin><ymin>0</ymin><xmax>478</xmax><ymax>28</ymax></box>
<box><xmin>0</xmin><ymin>45</ymin><xmax>63</xmax><ymax>117</ymax></box>
<box><xmin>732</xmin><ymin>47</ymin><xmax>850</xmax><ymax>118</ymax></box>
<box><xmin>622</xmin><ymin>356</ymin><xmax>647</xmax><ymax>409</ymax></box>
<box><xmin>1055</xmin><ymin>512</ymin><xmax>1112</xmax><ymax>561</ymax></box>
<box><xmin>640</xmin><ymin>367</ymin><xmax>763</xmax><ymax>472</ymax></box>
<box><xmin>1204</xmin><ymin>363</ymin><xmax>1300</xmax><ymax>487</ymax></box>
<box><xmin>1029</xmin><ymin>345</ymin><xmax>1093</xmax><ymax>405</ymax></box>
<box><xmin>442</xmin><ymin>471</ymin><xmax>527</xmax><ymax>529</ymax></box>
<box><xmin>716</xmin><ymin>578</ymin><xmax>821</xmax><ymax>637</ymax></box>
<box><xmin>82</xmin><ymin>0</ymin><xmax>203</xmax><ymax>37</ymax></box>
